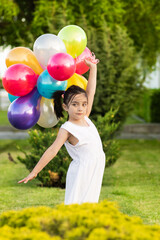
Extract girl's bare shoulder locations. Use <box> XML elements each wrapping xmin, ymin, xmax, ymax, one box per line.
<box><xmin>59</xmin><ymin>122</ymin><xmax>71</xmax><ymax>137</ymax></box>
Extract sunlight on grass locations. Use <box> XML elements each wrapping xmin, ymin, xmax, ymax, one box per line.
<box><xmin>101</xmin><ymin>139</ymin><xmax>160</xmax><ymax>225</ymax></box>
<box><xmin>0</xmin><ymin>139</ymin><xmax>160</xmax><ymax>226</ymax></box>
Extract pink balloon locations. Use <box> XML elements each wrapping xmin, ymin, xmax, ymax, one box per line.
<box><xmin>47</xmin><ymin>53</ymin><xmax>76</xmax><ymax>81</ymax></box>
<box><xmin>75</xmin><ymin>47</ymin><xmax>91</xmax><ymax>75</ymax></box>
<box><xmin>75</xmin><ymin>47</ymin><xmax>100</xmax><ymax>75</ymax></box>
<box><xmin>2</xmin><ymin>64</ymin><xmax>38</xmax><ymax>96</ymax></box>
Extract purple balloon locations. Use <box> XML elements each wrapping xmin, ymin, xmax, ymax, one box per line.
<box><xmin>8</xmin><ymin>87</ymin><xmax>42</xmax><ymax>130</ymax></box>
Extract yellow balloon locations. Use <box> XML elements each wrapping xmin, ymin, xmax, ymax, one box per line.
<box><xmin>66</xmin><ymin>73</ymin><xmax>87</xmax><ymax>90</ymax></box>
<box><xmin>37</xmin><ymin>97</ymin><xmax>59</xmax><ymax>128</ymax></box>
<box><xmin>6</xmin><ymin>47</ymin><xmax>43</xmax><ymax>75</ymax></box>
<box><xmin>58</xmin><ymin>25</ymin><xmax>87</xmax><ymax>58</ymax></box>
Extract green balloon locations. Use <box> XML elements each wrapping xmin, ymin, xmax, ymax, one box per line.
<box><xmin>58</xmin><ymin>25</ymin><xmax>87</xmax><ymax>58</ymax></box>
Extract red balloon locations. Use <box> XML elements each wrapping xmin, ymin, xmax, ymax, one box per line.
<box><xmin>75</xmin><ymin>47</ymin><xmax>91</xmax><ymax>75</ymax></box>
<box><xmin>2</xmin><ymin>64</ymin><xmax>38</xmax><ymax>96</ymax></box>
<box><xmin>47</xmin><ymin>53</ymin><xmax>76</xmax><ymax>81</ymax></box>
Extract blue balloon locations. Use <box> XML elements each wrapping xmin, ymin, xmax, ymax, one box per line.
<box><xmin>8</xmin><ymin>93</ymin><xmax>19</xmax><ymax>102</ymax></box>
<box><xmin>37</xmin><ymin>70</ymin><xmax>67</xmax><ymax>99</ymax></box>
<box><xmin>8</xmin><ymin>87</ymin><xmax>42</xmax><ymax>130</ymax></box>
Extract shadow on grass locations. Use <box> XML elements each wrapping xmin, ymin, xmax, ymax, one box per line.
<box><xmin>0</xmin><ymin>139</ymin><xmax>30</xmax><ymax>153</ymax></box>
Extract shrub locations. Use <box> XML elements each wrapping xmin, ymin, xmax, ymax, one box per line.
<box><xmin>85</xmin><ymin>25</ymin><xmax>144</xmax><ymax>129</ymax></box>
<box><xmin>0</xmin><ymin>199</ymin><xmax>160</xmax><ymax>240</ymax></box>
<box><xmin>131</xmin><ymin>88</ymin><xmax>152</xmax><ymax>122</ymax></box>
<box><xmin>150</xmin><ymin>89</ymin><xmax>160</xmax><ymax>123</ymax></box>
<box><xmin>128</xmin><ymin>88</ymin><xmax>160</xmax><ymax>123</ymax></box>
<box><xmin>17</xmin><ymin>109</ymin><xmax>120</xmax><ymax>187</ymax></box>
<box><xmin>17</xmin><ymin>127</ymin><xmax>70</xmax><ymax>188</ymax></box>
<box><xmin>93</xmin><ymin>107</ymin><xmax>121</xmax><ymax>168</ymax></box>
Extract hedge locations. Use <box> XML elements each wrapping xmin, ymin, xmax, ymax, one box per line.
<box><xmin>150</xmin><ymin>89</ymin><xmax>160</xmax><ymax>123</ymax></box>
<box><xmin>0</xmin><ymin>199</ymin><xmax>160</xmax><ymax>239</ymax></box>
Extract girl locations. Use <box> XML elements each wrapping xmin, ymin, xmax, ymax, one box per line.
<box><xmin>18</xmin><ymin>58</ymin><xmax>106</xmax><ymax>205</ymax></box>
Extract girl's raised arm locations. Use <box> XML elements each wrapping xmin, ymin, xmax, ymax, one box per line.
<box><xmin>84</xmin><ymin>59</ymin><xmax>98</xmax><ymax>117</ymax></box>
<box><xmin>18</xmin><ymin>128</ymin><xmax>69</xmax><ymax>184</ymax></box>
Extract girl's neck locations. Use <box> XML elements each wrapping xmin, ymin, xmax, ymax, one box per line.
<box><xmin>68</xmin><ymin>116</ymin><xmax>89</xmax><ymax>126</ymax></box>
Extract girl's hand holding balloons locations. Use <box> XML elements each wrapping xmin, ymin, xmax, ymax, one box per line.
<box><xmin>84</xmin><ymin>52</ymin><xmax>99</xmax><ymax>68</ymax></box>
<box><xmin>84</xmin><ymin>57</ymin><xmax>99</xmax><ymax>68</ymax></box>
<box><xmin>18</xmin><ymin>171</ymin><xmax>38</xmax><ymax>184</ymax></box>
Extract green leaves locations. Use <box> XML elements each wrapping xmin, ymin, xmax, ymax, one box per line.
<box><xmin>150</xmin><ymin>89</ymin><xmax>160</xmax><ymax>123</ymax></box>
<box><xmin>1</xmin><ymin>0</ymin><xmax>160</xmax><ymax>70</ymax></box>
<box><xmin>1</xmin><ymin>199</ymin><xmax>160</xmax><ymax>239</ymax></box>
<box><xmin>92</xmin><ymin>107</ymin><xmax>121</xmax><ymax>167</ymax></box>
<box><xmin>17</xmin><ymin>128</ymin><xmax>71</xmax><ymax>188</ymax></box>
<box><xmin>0</xmin><ymin>0</ymin><xmax>19</xmax><ymax>21</ymax></box>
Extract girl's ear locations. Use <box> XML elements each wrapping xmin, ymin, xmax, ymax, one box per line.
<box><xmin>62</xmin><ymin>103</ymin><xmax>68</xmax><ymax>112</ymax></box>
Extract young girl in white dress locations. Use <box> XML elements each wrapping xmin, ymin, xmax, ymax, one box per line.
<box><xmin>18</xmin><ymin>59</ymin><xmax>106</xmax><ymax>205</ymax></box>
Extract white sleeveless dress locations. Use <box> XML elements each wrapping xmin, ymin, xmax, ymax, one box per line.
<box><xmin>60</xmin><ymin>115</ymin><xmax>106</xmax><ymax>205</ymax></box>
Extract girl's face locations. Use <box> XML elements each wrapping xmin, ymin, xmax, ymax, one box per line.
<box><xmin>63</xmin><ymin>93</ymin><xmax>88</xmax><ymax>120</ymax></box>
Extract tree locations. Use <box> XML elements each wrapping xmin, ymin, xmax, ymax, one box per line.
<box><xmin>122</xmin><ymin>0</ymin><xmax>160</xmax><ymax>71</ymax></box>
<box><xmin>0</xmin><ymin>0</ymin><xmax>125</xmax><ymax>47</ymax></box>
<box><xmin>0</xmin><ymin>0</ymin><xmax>34</xmax><ymax>47</ymax></box>
<box><xmin>1</xmin><ymin>0</ymin><xmax>160</xmax><ymax>71</ymax></box>
<box><xmin>0</xmin><ymin>0</ymin><xmax>146</xmax><ymax>126</ymax></box>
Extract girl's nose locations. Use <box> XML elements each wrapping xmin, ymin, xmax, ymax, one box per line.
<box><xmin>78</xmin><ymin>105</ymin><xmax>83</xmax><ymax>111</ymax></box>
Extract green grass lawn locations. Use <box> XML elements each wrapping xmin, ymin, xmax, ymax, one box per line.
<box><xmin>0</xmin><ymin>110</ymin><xmax>10</xmax><ymax>125</ymax></box>
<box><xmin>0</xmin><ymin>139</ymin><xmax>160</xmax><ymax>226</ymax></box>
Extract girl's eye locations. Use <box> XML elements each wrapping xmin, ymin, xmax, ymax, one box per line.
<box><xmin>72</xmin><ymin>103</ymin><xmax>87</xmax><ymax>106</ymax></box>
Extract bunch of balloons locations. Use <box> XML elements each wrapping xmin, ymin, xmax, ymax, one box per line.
<box><xmin>2</xmin><ymin>25</ymin><xmax>98</xmax><ymax>130</ymax></box>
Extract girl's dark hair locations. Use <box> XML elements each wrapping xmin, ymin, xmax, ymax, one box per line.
<box><xmin>52</xmin><ymin>85</ymin><xmax>88</xmax><ymax>120</ymax></box>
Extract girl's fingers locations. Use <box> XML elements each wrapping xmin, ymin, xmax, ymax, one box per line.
<box><xmin>84</xmin><ymin>58</ymin><xmax>91</xmax><ymax>62</ymax></box>
<box><xmin>18</xmin><ymin>179</ymin><xmax>25</xmax><ymax>183</ymax></box>
<box><xmin>18</xmin><ymin>173</ymin><xmax>37</xmax><ymax>184</ymax></box>
<box><xmin>84</xmin><ymin>57</ymin><xmax>99</xmax><ymax>65</ymax></box>
<box><xmin>84</xmin><ymin>59</ymin><xmax>91</xmax><ymax>66</ymax></box>
<box><xmin>18</xmin><ymin>178</ymin><xmax>28</xmax><ymax>184</ymax></box>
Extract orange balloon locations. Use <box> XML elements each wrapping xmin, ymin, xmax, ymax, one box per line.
<box><xmin>6</xmin><ymin>47</ymin><xmax>43</xmax><ymax>75</ymax></box>
<box><xmin>66</xmin><ymin>73</ymin><xmax>87</xmax><ymax>90</ymax></box>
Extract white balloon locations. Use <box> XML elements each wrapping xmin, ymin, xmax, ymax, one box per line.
<box><xmin>37</xmin><ymin>97</ymin><xmax>59</xmax><ymax>128</ymax></box>
<box><xmin>33</xmin><ymin>34</ymin><xmax>67</xmax><ymax>67</ymax></box>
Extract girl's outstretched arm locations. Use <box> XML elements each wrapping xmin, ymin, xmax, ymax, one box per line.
<box><xmin>18</xmin><ymin>128</ymin><xmax>69</xmax><ymax>184</ymax></box>
<box><xmin>84</xmin><ymin>59</ymin><xmax>98</xmax><ymax>117</ymax></box>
